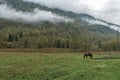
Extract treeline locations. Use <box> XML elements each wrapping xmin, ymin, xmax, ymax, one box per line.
<box><xmin>0</xmin><ymin>20</ymin><xmax>119</xmax><ymax>52</ymax></box>
<box><xmin>0</xmin><ymin>28</ymin><xmax>120</xmax><ymax>52</ymax></box>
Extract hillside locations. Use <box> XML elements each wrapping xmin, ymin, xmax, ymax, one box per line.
<box><xmin>0</xmin><ymin>0</ymin><xmax>120</xmax><ymax>51</ymax></box>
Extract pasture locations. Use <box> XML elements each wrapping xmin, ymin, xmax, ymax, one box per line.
<box><xmin>0</xmin><ymin>51</ymin><xmax>120</xmax><ymax>80</ymax></box>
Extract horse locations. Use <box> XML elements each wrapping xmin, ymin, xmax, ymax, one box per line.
<box><xmin>84</xmin><ymin>52</ymin><xmax>93</xmax><ymax>59</ymax></box>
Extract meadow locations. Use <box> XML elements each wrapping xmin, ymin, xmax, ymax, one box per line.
<box><xmin>0</xmin><ymin>51</ymin><xmax>120</xmax><ymax>80</ymax></box>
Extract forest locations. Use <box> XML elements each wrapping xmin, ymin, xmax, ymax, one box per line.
<box><xmin>0</xmin><ymin>20</ymin><xmax>120</xmax><ymax>52</ymax></box>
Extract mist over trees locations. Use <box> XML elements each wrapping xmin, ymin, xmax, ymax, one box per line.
<box><xmin>0</xmin><ymin>20</ymin><xmax>119</xmax><ymax>52</ymax></box>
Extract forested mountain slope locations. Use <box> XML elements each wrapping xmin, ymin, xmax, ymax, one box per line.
<box><xmin>0</xmin><ymin>0</ymin><xmax>120</xmax><ymax>51</ymax></box>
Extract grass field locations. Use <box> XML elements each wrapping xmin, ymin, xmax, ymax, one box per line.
<box><xmin>0</xmin><ymin>51</ymin><xmax>120</xmax><ymax>80</ymax></box>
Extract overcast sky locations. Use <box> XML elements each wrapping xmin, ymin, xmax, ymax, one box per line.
<box><xmin>23</xmin><ymin>0</ymin><xmax>120</xmax><ymax>25</ymax></box>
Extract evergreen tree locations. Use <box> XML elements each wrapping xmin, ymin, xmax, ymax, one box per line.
<box><xmin>8</xmin><ymin>33</ymin><xmax>14</xmax><ymax>42</ymax></box>
<box><xmin>19</xmin><ymin>32</ymin><xmax>23</xmax><ymax>38</ymax></box>
<box><xmin>56</xmin><ymin>40</ymin><xmax>61</xmax><ymax>48</ymax></box>
<box><xmin>66</xmin><ymin>40</ymin><xmax>69</xmax><ymax>48</ymax></box>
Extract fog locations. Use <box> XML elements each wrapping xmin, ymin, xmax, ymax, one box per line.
<box><xmin>23</xmin><ymin>0</ymin><xmax>120</xmax><ymax>25</ymax></box>
<box><xmin>84</xmin><ymin>18</ymin><xmax>120</xmax><ymax>32</ymax></box>
<box><xmin>0</xmin><ymin>4</ymin><xmax>71</xmax><ymax>23</ymax></box>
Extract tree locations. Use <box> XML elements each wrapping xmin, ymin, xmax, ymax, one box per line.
<box><xmin>19</xmin><ymin>32</ymin><xmax>23</xmax><ymax>38</ymax></box>
<box><xmin>66</xmin><ymin>40</ymin><xmax>69</xmax><ymax>48</ymax></box>
<box><xmin>15</xmin><ymin>35</ymin><xmax>19</xmax><ymax>41</ymax></box>
<box><xmin>24</xmin><ymin>40</ymin><xmax>29</xmax><ymax>48</ymax></box>
<box><xmin>8</xmin><ymin>33</ymin><xmax>14</xmax><ymax>42</ymax></box>
<box><xmin>55</xmin><ymin>39</ymin><xmax>61</xmax><ymax>48</ymax></box>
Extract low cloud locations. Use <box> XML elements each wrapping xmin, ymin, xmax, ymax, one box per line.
<box><xmin>84</xmin><ymin>18</ymin><xmax>120</xmax><ymax>32</ymax></box>
<box><xmin>0</xmin><ymin>4</ymin><xmax>71</xmax><ymax>23</ymax></box>
<box><xmin>23</xmin><ymin>0</ymin><xmax>120</xmax><ymax>25</ymax></box>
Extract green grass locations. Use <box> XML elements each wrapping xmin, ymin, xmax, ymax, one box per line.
<box><xmin>0</xmin><ymin>52</ymin><xmax>120</xmax><ymax>80</ymax></box>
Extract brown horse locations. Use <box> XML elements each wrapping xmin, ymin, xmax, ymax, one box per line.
<box><xmin>84</xmin><ymin>52</ymin><xmax>93</xmax><ymax>59</ymax></box>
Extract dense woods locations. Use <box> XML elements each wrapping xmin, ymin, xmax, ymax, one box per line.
<box><xmin>0</xmin><ymin>20</ymin><xmax>119</xmax><ymax>52</ymax></box>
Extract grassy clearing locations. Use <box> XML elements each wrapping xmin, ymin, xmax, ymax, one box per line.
<box><xmin>0</xmin><ymin>52</ymin><xmax>119</xmax><ymax>80</ymax></box>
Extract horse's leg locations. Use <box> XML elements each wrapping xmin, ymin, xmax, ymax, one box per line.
<box><xmin>91</xmin><ymin>55</ymin><xmax>93</xmax><ymax>58</ymax></box>
<box><xmin>90</xmin><ymin>56</ymin><xmax>92</xmax><ymax>59</ymax></box>
<box><xmin>90</xmin><ymin>55</ymin><xmax>93</xmax><ymax>59</ymax></box>
<box><xmin>84</xmin><ymin>55</ymin><xmax>86</xmax><ymax>59</ymax></box>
